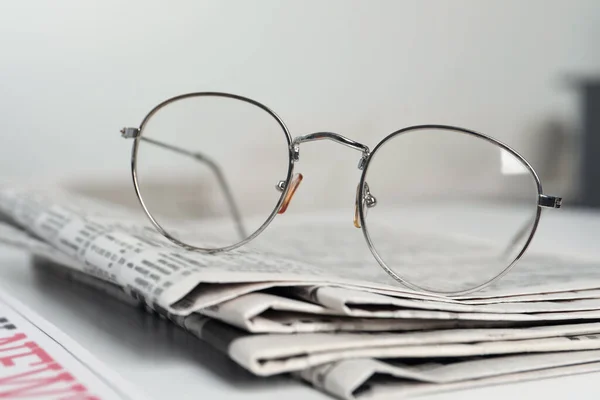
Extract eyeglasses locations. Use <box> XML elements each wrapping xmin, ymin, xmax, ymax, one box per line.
<box><xmin>120</xmin><ymin>92</ymin><xmax>562</xmax><ymax>296</ymax></box>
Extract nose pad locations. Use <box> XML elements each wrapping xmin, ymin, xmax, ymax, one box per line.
<box><xmin>277</xmin><ymin>173</ymin><xmax>303</xmax><ymax>214</ymax></box>
<box><xmin>354</xmin><ymin>184</ymin><xmax>364</xmax><ymax>228</ymax></box>
<box><xmin>354</xmin><ymin>182</ymin><xmax>377</xmax><ymax>228</ymax></box>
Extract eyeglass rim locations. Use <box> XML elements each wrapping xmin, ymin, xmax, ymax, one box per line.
<box><xmin>130</xmin><ymin>94</ymin><xmax>547</xmax><ymax>295</ymax></box>
<box><xmin>357</xmin><ymin>124</ymin><xmax>544</xmax><ymax>296</ymax></box>
<box><xmin>130</xmin><ymin>91</ymin><xmax>295</xmax><ymax>253</ymax></box>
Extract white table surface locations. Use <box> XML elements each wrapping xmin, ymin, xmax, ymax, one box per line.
<box><xmin>1</xmin><ymin>207</ymin><xmax>600</xmax><ymax>399</ymax></box>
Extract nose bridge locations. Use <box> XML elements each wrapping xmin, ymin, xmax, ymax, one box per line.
<box><xmin>291</xmin><ymin>132</ymin><xmax>370</xmax><ymax>168</ymax></box>
<box><xmin>293</xmin><ymin>131</ymin><xmax>369</xmax><ymax>153</ymax></box>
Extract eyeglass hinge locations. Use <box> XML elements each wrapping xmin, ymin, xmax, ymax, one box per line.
<box><xmin>291</xmin><ymin>144</ymin><xmax>300</xmax><ymax>162</ymax></box>
<box><xmin>357</xmin><ymin>151</ymin><xmax>370</xmax><ymax>170</ymax></box>
<box><xmin>539</xmin><ymin>194</ymin><xmax>562</xmax><ymax>209</ymax></box>
<box><xmin>120</xmin><ymin>127</ymin><xmax>140</xmax><ymax>139</ymax></box>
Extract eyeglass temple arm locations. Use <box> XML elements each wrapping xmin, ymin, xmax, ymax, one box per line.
<box><xmin>133</xmin><ymin>135</ymin><xmax>247</xmax><ymax>240</ymax></box>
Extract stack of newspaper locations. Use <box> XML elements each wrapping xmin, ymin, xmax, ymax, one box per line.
<box><xmin>2</xmin><ymin>187</ymin><xmax>600</xmax><ymax>399</ymax></box>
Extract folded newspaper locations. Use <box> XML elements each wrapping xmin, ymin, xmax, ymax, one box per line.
<box><xmin>1</xmin><ymin>187</ymin><xmax>600</xmax><ymax>399</ymax></box>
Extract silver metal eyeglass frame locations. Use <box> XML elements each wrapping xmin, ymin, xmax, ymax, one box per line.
<box><xmin>121</xmin><ymin>91</ymin><xmax>562</xmax><ymax>296</ymax></box>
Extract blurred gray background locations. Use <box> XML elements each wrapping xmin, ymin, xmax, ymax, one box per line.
<box><xmin>1</xmin><ymin>0</ymin><xmax>598</xmax><ymax>216</ymax></box>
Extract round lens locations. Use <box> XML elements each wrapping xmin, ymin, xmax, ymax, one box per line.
<box><xmin>133</xmin><ymin>93</ymin><xmax>291</xmax><ymax>250</ymax></box>
<box><xmin>361</xmin><ymin>126</ymin><xmax>540</xmax><ymax>294</ymax></box>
